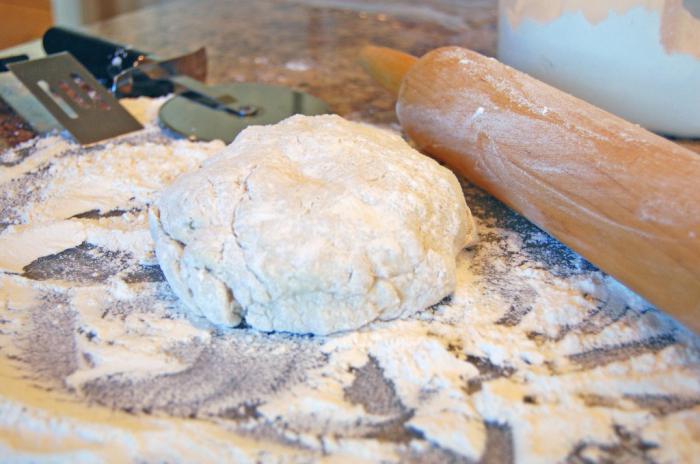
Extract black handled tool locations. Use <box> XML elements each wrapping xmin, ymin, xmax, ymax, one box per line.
<box><xmin>43</xmin><ymin>26</ymin><xmax>147</xmax><ymax>85</ymax></box>
<box><xmin>42</xmin><ymin>27</ymin><xmax>207</xmax><ymax>97</ymax></box>
<box><xmin>0</xmin><ymin>55</ymin><xmax>29</xmax><ymax>72</ymax></box>
<box><xmin>38</xmin><ymin>26</ymin><xmax>329</xmax><ymax>143</ymax></box>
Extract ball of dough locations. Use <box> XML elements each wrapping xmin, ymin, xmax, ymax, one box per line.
<box><xmin>149</xmin><ymin>115</ymin><xmax>476</xmax><ymax>335</ymax></box>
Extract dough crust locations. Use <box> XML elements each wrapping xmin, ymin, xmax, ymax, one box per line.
<box><xmin>150</xmin><ymin>115</ymin><xmax>476</xmax><ymax>334</ymax></box>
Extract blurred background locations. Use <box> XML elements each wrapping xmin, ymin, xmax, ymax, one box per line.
<box><xmin>0</xmin><ymin>0</ymin><xmax>173</xmax><ymax>49</ymax></box>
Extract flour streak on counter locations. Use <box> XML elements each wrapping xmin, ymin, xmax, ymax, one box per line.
<box><xmin>0</xmin><ymin>99</ymin><xmax>699</xmax><ymax>463</ymax></box>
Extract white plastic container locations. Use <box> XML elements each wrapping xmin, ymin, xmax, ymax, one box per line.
<box><xmin>498</xmin><ymin>0</ymin><xmax>700</xmax><ymax>137</ymax></box>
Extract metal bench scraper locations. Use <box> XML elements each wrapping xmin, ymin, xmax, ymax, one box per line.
<box><xmin>30</xmin><ymin>27</ymin><xmax>330</xmax><ymax>145</ymax></box>
<box><xmin>8</xmin><ymin>52</ymin><xmax>143</xmax><ymax>145</ymax></box>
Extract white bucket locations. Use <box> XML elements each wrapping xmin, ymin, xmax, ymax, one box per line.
<box><xmin>498</xmin><ymin>0</ymin><xmax>700</xmax><ymax>138</ymax></box>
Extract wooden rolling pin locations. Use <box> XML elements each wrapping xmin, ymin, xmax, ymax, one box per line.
<box><xmin>360</xmin><ymin>45</ymin><xmax>700</xmax><ymax>332</ymax></box>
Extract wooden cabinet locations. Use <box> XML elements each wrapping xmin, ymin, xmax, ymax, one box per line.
<box><xmin>0</xmin><ymin>0</ymin><xmax>53</xmax><ymax>49</ymax></box>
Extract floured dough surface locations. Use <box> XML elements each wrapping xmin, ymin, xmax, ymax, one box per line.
<box><xmin>150</xmin><ymin>114</ymin><xmax>476</xmax><ymax>334</ymax></box>
<box><xmin>2</xmin><ymin>98</ymin><xmax>698</xmax><ymax>463</ymax></box>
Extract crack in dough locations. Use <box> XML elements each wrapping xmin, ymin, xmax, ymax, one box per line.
<box><xmin>150</xmin><ymin>115</ymin><xmax>476</xmax><ymax>335</ymax></box>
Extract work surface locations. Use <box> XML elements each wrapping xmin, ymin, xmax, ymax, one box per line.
<box><xmin>1</xmin><ymin>1</ymin><xmax>699</xmax><ymax>462</ymax></box>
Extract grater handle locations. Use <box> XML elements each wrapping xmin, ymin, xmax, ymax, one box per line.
<box><xmin>42</xmin><ymin>26</ymin><xmax>147</xmax><ymax>85</ymax></box>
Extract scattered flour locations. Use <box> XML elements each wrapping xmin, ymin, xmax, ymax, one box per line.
<box><xmin>285</xmin><ymin>59</ymin><xmax>313</xmax><ymax>72</ymax></box>
<box><xmin>0</xmin><ymin>98</ymin><xmax>698</xmax><ymax>463</ymax></box>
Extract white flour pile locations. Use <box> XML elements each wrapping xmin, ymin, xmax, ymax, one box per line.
<box><xmin>0</xmin><ymin>98</ymin><xmax>699</xmax><ymax>463</ymax></box>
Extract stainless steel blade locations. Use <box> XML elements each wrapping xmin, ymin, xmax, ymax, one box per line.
<box><xmin>9</xmin><ymin>53</ymin><xmax>143</xmax><ymax>145</ymax></box>
<box><xmin>112</xmin><ymin>47</ymin><xmax>207</xmax><ymax>97</ymax></box>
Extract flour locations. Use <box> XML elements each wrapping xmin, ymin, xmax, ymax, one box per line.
<box><xmin>285</xmin><ymin>59</ymin><xmax>313</xmax><ymax>72</ymax></box>
<box><xmin>0</xmin><ymin>220</ymin><xmax>87</xmax><ymax>272</ymax></box>
<box><xmin>0</xmin><ymin>98</ymin><xmax>698</xmax><ymax>463</ymax></box>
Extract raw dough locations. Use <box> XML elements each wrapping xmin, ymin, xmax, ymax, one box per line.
<box><xmin>149</xmin><ymin>115</ymin><xmax>476</xmax><ymax>334</ymax></box>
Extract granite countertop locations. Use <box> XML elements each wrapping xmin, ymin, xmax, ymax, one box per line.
<box><xmin>1</xmin><ymin>1</ymin><xmax>699</xmax><ymax>463</ymax></box>
<box><xmin>1</xmin><ymin>0</ymin><xmax>698</xmax><ymax>153</ymax></box>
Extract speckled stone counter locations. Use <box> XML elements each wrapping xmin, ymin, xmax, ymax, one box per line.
<box><xmin>1</xmin><ymin>1</ymin><xmax>699</xmax><ymax>463</ymax></box>
<box><xmin>1</xmin><ymin>0</ymin><xmax>698</xmax><ymax>153</ymax></box>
